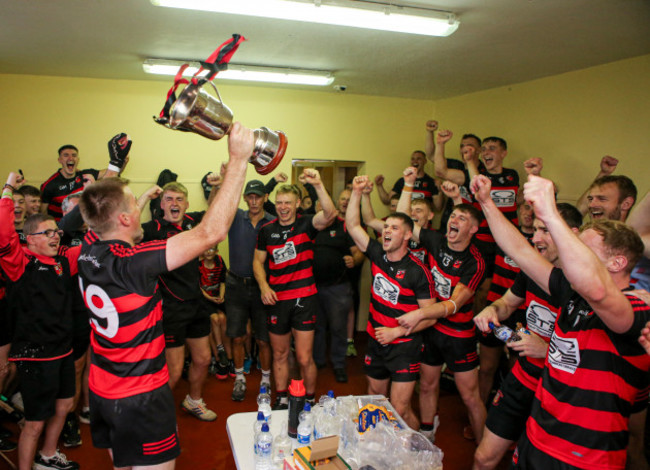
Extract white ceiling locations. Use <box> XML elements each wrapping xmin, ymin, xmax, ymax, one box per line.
<box><xmin>1</xmin><ymin>0</ymin><xmax>649</xmax><ymax>100</ymax></box>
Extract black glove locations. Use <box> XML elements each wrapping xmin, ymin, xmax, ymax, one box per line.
<box><xmin>107</xmin><ymin>133</ymin><xmax>132</xmax><ymax>172</ymax></box>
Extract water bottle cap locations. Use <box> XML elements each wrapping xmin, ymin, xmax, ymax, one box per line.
<box><xmin>260</xmin><ymin>386</ymin><xmax>267</xmax><ymax>394</ymax></box>
<box><xmin>488</xmin><ymin>322</ymin><xmax>495</xmax><ymax>329</ymax></box>
<box><xmin>261</xmin><ymin>423</ymin><xmax>269</xmax><ymax>432</ymax></box>
<box><xmin>303</xmin><ymin>402</ymin><xmax>311</xmax><ymax>412</ymax></box>
<box><xmin>257</xmin><ymin>411</ymin><xmax>265</xmax><ymax>420</ymax></box>
<box><xmin>327</xmin><ymin>390</ymin><xmax>335</xmax><ymax>398</ymax></box>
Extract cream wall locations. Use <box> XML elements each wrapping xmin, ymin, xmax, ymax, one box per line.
<box><xmin>433</xmin><ymin>54</ymin><xmax>650</xmax><ymax>201</ymax></box>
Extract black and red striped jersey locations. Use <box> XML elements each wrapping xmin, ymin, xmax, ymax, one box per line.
<box><xmin>471</xmin><ymin>167</ymin><xmax>519</xmax><ymax>243</ymax></box>
<box><xmin>486</xmin><ymin>230</ymin><xmax>533</xmax><ymax>308</ymax></box>
<box><xmin>256</xmin><ymin>215</ymin><xmax>319</xmax><ymax>301</ymax></box>
<box><xmin>78</xmin><ymin>231</ymin><xmax>170</xmax><ymax>400</ymax></box>
<box><xmin>40</xmin><ymin>169</ymin><xmax>99</xmax><ymax>220</ymax></box>
<box><xmin>526</xmin><ymin>268</ymin><xmax>650</xmax><ymax>470</ymax></box>
<box><xmin>509</xmin><ymin>271</ymin><xmax>560</xmax><ymax>391</ymax></box>
<box><xmin>199</xmin><ymin>255</ymin><xmax>226</xmax><ymax>295</ymax></box>
<box><xmin>419</xmin><ymin>228</ymin><xmax>485</xmax><ymax>338</ymax></box>
<box><xmin>364</xmin><ymin>238</ymin><xmax>435</xmax><ymax>345</ymax></box>
<box><xmin>142</xmin><ymin>211</ymin><xmax>204</xmax><ymax>302</ymax></box>
<box><xmin>0</xmin><ymin>198</ymin><xmax>80</xmax><ymax>360</ymax></box>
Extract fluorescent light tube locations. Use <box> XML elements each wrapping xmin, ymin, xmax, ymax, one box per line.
<box><xmin>151</xmin><ymin>0</ymin><xmax>459</xmax><ymax>37</ymax></box>
<box><xmin>143</xmin><ymin>59</ymin><xmax>335</xmax><ymax>86</ymax></box>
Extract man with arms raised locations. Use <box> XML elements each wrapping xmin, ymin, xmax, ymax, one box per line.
<box><xmin>77</xmin><ymin>123</ymin><xmax>254</xmax><ymax>470</ymax></box>
<box><xmin>346</xmin><ymin>175</ymin><xmax>436</xmax><ymax>430</ymax></box>
<box><xmin>471</xmin><ymin>173</ymin><xmax>649</xmax><ymax>470</ymax></box>
<box><xmin>254</xmin><ymin>172</ymin><xmax>336</xmax><ymax>409</ymax></box>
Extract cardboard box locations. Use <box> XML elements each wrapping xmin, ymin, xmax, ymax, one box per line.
<box><xmin>293</xmin><ymin>436</ymin><xmax>351</xmax><ymax>470</ymax></box>
<box><xmin>284</xmin><ymin>455</ymin><xmax>299</xmax><ymax>470</ymax></box>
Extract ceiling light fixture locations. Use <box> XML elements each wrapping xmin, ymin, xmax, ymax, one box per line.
<box><xmin>150</xmin><ymin>0</ymin><xmax>460</xmax><ymax>37</ymax></box>
<box><xmin>143</xmin><ymin>59</ymin><xmax>335</xmax><ymax>86</ymax></box>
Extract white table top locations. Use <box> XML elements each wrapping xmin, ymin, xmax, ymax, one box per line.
<box><xmin>226</xmin><ymin>409</ymin><xmax>292</xmax><ymax>470</ymax></box>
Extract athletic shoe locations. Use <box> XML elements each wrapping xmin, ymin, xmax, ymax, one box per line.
<box><xmin>61</xmin><ymin>413</ymin><xmax>82</xmax><ymax>448</ymax></box>
<box><xmin>419</xmin><ymin>429</ymin><xmax>435</xmax><ymax>443</ymax></box>
<box><xmin>78</xmin><ymin>408</ymin><xmax>90</xmax><ymax>425</ymax></box>
<box><xmin>10</xmin><ymin>392</ymin><xmax>24</xmax><ymax>413</ymax></box>
<box><xmin>181</xmin><ymin>395</ymin><xmax>217</xmax><ymax>422</ymax></box>
<box><xmin>215</xmin><ymin>361</ymin><xmax>229</xmax><ymax>380</ymax></box>
<box><xmin>208</xmin><ymin>356</ymin><xmax>218</xmax><ymax>376</ymax></box>
<box><xmin>217</xmin><ymin>349</ymin><xmax>229</xmax><ymax>368</ymax></box>
<box><xmin>228</xmin><ymin>361</ymin><xmax>236</xmax><ymax>379</ymax></box>
<box><xmin>0</xmin><ymin>436</ymin><xmax>16</xmax><ymax>451</ymax></box>
<box><xmin>334</xmin><ymin>368</ymin><xmax>348</xmax><ymax>383</ymax></box>
<box><xmin>33</xmin><ymin>449</ymin><xmax>79</xmax><ymax>470</ymax></box>
<box><xmin>272</xmin><ymin>397</ymin><xmax>288</xmax><ymax>411</ymax></box>
<box><xmin>232</xmin><ymin>380</ymin><xmax>246</xmax><ymax>402</ymax></box>
<box><xmin>243</xmin><ymin>356</ymin><xmax>252</xmax><ymax>374</ymax></box>
<box><xmin>346</xmin><ymin>340</ymin><xmax>357</xmax><ymax>357</ymax></box>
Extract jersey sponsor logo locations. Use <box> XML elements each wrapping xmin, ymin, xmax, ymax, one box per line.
<box><xmin>38</xmin><ymin>266</ymin><xmax>49</xmax><ymax>271</ymax></box>
<box><xmin>490</xmin><ymin>189</ymin><xmax>516</xmax><ymax>208</ymax></box>
<box><xmin>79</xmin><ymin>253</ymin><xmax>101</xmax><ymax>268</ymax></box>
<box><xmin>548</xmin><ymin>332</ymin><xmax>580</xmax><ymax>374</ymax></box>
<box><xmin>411</xmin><ymin>192</ymin><xmax>425</xmax><ymax>199</ymax></box>
<box><xmin>271</xmin><ymin>233</ymin><xmax>281</xmax><ymax>239</ymax></box>
<box><xmin>373</xmin><ymin>273</ymin><xmax>400</xmax><ymax>305</ymax></box>
<box><xmin>432</xmin><ymin>266</ymin><xmax>452</xmax><ymax>299</ymax></box>
<box><xmin>59</xmin><ymin>184</ymin><xmax>68</xmax><ymax>190</ymax></box>
<box><xmin>526</xmin><ymin>300</ymin><xmax>555</xmax><ymax>338</ymax></box>
<box><xmin>503</xmin><ymin>255</ymin><xmax>518</xmax><ymax>268</ymax></box>
<box><xmin>272</xmin><ymin>241</ymin><xmax>297</xmax><ymax>264</ymax></box>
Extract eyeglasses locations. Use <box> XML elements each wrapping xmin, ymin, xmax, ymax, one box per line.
<box><xmin>28</xmin><ymin>229</ymin><xmax>64</xmax><ymax>238</ymax></box>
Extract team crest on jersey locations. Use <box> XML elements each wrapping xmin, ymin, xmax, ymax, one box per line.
<box><xmin>526</xmin><ymin>301</ymin><xmax>555</xmax><ymax>337</ymax></box>
<box><xmin>432</xmin><ymin>266</ymin><xmax>452</xmax><ymax>299</ymax></box>
<box><xmin>492</xmin><ymin>389</ymin><xmax>504</xmax><ymax>406</ymax></box>
<box><xmin>396</xmin><ymin>270</ymin><xmax>405</xmax><ymax>280</ymax></box>
<box><xmin>272</xmin><ymin>242</ymin><xmax>297</xmax><ymax>264</ymax></box>
<box><xmin>548</xmin><ymin>332</ymin><xmax>580</xmax><ymax>374</ymax></box>
<box><xmin>453</xmin><ymin>260</ymin><xmax>462</xmax><ymax>269</ymax></box>
<box><xmin>330</xmin><ymin>230</ymin><xmax>337</xmax><ymax>237</ymax></box>
<box><xmin>54</xmin><ymin>263</ymin><xmax>63</xmax><ymax>276</ymax></box>
<box><xmin>373</xmin><ymin>273</ymin><xmax>400</xmax><ymax>305</ymax></box>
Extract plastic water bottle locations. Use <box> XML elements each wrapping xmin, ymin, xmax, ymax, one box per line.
<box><xmin>257</xmin><ymin>386</ymin><xmax>272</xmax><ymax>425</ymax></box>
<box><xmin>489</xmin><ymin>322</ymin><xmax>521</xmax><ymax>342</ymax></box>
<box><xmin>272</xmin><ymin>421</ymin><xmax>292</xmax><ymax>467</ymax></box>
<box><xmin>253</xmin><ymin>411</ymin><xmax>266</xmax><ymax>454</ymax></box>
<box><xmin>297</xmin><ymin>403</ymin><xmax>313</xmax><ymax>446</ymax></box>
<box><xmin>255</xmin><ymin>422</ymin><xmax>273</xmax><ymax>470</ymax></box>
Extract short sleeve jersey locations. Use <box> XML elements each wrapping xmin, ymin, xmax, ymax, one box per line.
<box><xmin>257</xmin><ymin>215</ymin><xmax>319</xmax><ymax>301</ymax></box>
<box><xmin>199</xmin><ymin>255</ymin><xmax>227</xmax><ymax>295</ymax></box>
<box><xmin>313</xmin><ymin>216</ymin><xmax>355</xmax><ymax>285</ymax></box>
<box><xmin>486</xmin><ymin>230</ymin><xmax>533</xmax><ymax>307</ymax></box>
<box><xmin>78</xmin><ymin>231</ymin><xmax>169</xmax><ymax>400</ymax></box>
<box><xmin>40</xmin><ymin>169</ymin><xmax>100</xmax><ymax>220</ymax></box>
<box><xmin>364</xmin><ymin>238</ymin><xmax>435</xmax><ymax>345</ymax></box>
<box><xmin>508</xmin><ymin>270</ymin><xmax>560</xmax><ymax>391</ymax></box>
<box><xmin>469</xmin><ymin>167</ymin><xmax>520</xmax><ymax>243</ymax></box>
<box><xmin>526</xmin><ymin>268</ymin><xmax>650</xmax><ymax>470</ymax></box>
<box><xmin>391</xmin><ymin>174</ymin><xmax>439</xmax><ymax>201</ymax></box>
<box><xmin>419</xmin><ymin>228</ymin><xmax>485</xmax><ymax>338</ymax></box>
<box><xmin>141</xmin><ymin>211</ymin><xmax>204</xmax><ymax>302</ymax></box>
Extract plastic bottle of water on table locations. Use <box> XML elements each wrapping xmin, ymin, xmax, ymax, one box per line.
<box><xmin>297</xmin><ymin>402</ymin><xmax>313</xmax><ymax>446</ymax></box>
<box><xmin>255</xmin><ymin>422</ymin><xmax>273</xmax><ymax>470</ymax></box>
<box><xmin>257</xmin><ymin>386</ymin><xmax>272</xmax><ymax>425</ymax></box>
<box><xmin>252</xmin><ymin>411</ymin><xmax>266</xmax><ymax>455</ymax></box>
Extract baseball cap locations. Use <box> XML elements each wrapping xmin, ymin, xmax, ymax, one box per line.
<box><xmin>244</xmin><ymin>180</ymin><xmax>266</xmax><ymax>196</ymax></box>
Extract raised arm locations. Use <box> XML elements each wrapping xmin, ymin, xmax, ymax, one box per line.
<box><xmin>524</xmin><ymin>174</ymin><xmax>634</xmax><ymax>333</ymax></box>
<box><xmin>345</xmin><ymin>176</ymin><xmax>371</xmax><ymax>252</ymax></box>
<box><xmin>374</xmin><ymin>174</ymin><xmax>391</xmax><ymax>206</ymax></box>
<box><xmin>576</xmin><ymin>156</ymin><xmax>618</xmax><ymax>215</ymax></box>
<box><xmin>471</xmin><ymin>174</ymin><xmax>553</xmax><ymax>294</ymax></box>
<box><xmin>424</xmin><ymin>120</ymin><xmax>438</xmax><ymax>161</ymax></box>
<box><xmin>431</xmin><ymin>129</ymin><xmax>465</xmax><ymax>185</ymax></box>
<box><xmin>303</xmin><ymin>169</ymin><xmax>337</xmax><ymax>230</ymax></box>
<box><xmin>165</xmin><ymin>123</ymin><xmax>253</xmax><ymax>271</ymax></box>
<box><xmin>395</xmin><ymin>167</ymin><xmax>422</xmax><ymax>243</ymax></box>
<box><xmin>136</xmin><ymin>185</ymin><xmax>163</xmax><ymax>212</ymax></box>
<box><xmin>360</xmin><ymin>182</ymin><xmax>384</xmax><ymax>235</ymax></box>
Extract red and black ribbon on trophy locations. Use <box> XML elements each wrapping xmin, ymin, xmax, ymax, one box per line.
<box><xmin>154</xmin><ymin>34</ymin><xmax>246</xmax><ymax>127</ymax></box>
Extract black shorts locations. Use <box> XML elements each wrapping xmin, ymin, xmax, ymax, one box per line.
<box><xmin>266</xmin><ymin>296</ymin><xmax>318</xmax><ymax>335</ymax></box>
<box><xmin>473</xmin><ymin>239</ymin><xmax>496</xmax><ymax>278</ymax></box>
<box><xmin>225</xmin><ymin>273</ymin><xmax>269</xmax><ymax>342</ymax></box>
<box><xmin>199</xmin><ymin>298</ymin><xmax>225</xmax><ymax>317</ymax></box>
<box><xmin>364</xmin><ymin>336</ymin><xmax>422</xmax><ymax>382</ymax></box>
<box><xmin>90</xmin><ymin>384</ymin><xmax>180</xmax><ymax>468</ymax></box>
<box><xmin>16</xmin><ymin>354</ymin><xmax>75</xmax><ymax>421</ymax></box>
<box><xmin>72</xmin><ymin>333</ymin><xmax>90</xmax><ymax>361</ymax></box>
<box><xmin>486</xmin><ymin>371</ymin><xmax>535</xmax><ymax>441</ymax></box>
<box><xmin>423</xmin><ymin>327</ymin><xmax>478</xmax><ymax>372</ymax></box>
<box><xmin>478</xmin><ymin>310</ymin><xmax>526</xmax><ymax>347</ymax></box>
<box><xmin>512</xmin><ymin>433</ymin><xmax>583</xmax><ymax>470</ymax></box>
<box><xmin>0</xmin><ymin>298</ymin><xmax>12</xmax><ymax>347</ymax></box>
<box><xmin>162</xmin><ymin>299</ymin><xmax>210</xmax><ymax>347</ymax></box>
